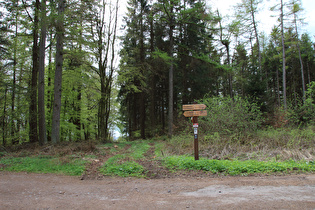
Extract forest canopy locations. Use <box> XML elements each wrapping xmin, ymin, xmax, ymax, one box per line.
<box><xmin>0</xmin><ymin>0</ymin><xmax>314</xmax><ymax>146</ymax></box>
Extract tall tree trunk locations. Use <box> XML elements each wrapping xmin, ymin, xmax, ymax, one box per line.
<box><xmin>140</xmin><ymin>2</ymin><xmax>146</xmax><ymax>139</ymax></box>
<box><xmin>281</xmin><ymin>0</ymin><xmax>287</xmax><ymax>110</ymax></box>
<box><xmin>307</xmin><ymin>62</ymin><xmax>311</xmax><ymax>85</ymax></box>
<box><xmin>2</xmin><ymin>86</ymin><xmax>7</xmax><ymax>146</ymax></box>
<box><xmin>11</xmin><ymin>15</ymin><xmax>17</xmax><ymax>143</ymax></box>
<box><xmin>293</xmin><ymin>10</ymin><xmax>306</xmax><ymax>103</ymax></box>
<box><xmin>168</xmin><ymin>5</ymin><xmax>174</xmax><ymax>139</ymax></box>
<box><xmin>250</xmin><ymin>0</ymin><xmax>262</xmax><ymax>78</ymax></box>
<box><xmin>38</xmin><ymin>0</ymin><xmax>47</xmax><ymax>145</ymax></box>
<box><xmin>47</xmin><ymin>32</ymin><xmax>53</xmax><ymax>141</ymax></box>
<box><xmin>149</xmin><ymin>17</ymin><xmax>156</xmax><ymax>136</ymax></box>
<box><xmin>51</xmin><ymin>0</ymin><xmax>65</xmax><ymax>144</ymax></box>
<box><xmin>276</xmin><ymin>68</ymin><xmax>281</xmax><ymax>106</ymax></box>
<box><xmin>29</xmin><ymin>0</ymin><xmax>40</xmax><ymax>143</ymax></box>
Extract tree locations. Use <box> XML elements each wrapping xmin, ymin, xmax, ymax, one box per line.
<box><xmin>38</xmin><ymin>0</ymin><xmax>47</xmax><ymax>145</ymax></box>
<box><xmin>93</xmin><ymin>0</ymin><xmax>119</xmax><ymax>142</ymax></box>
<box><xmin>159</xmin><ymin>0</ymin><xmax>176</xmax><ymax>138</ymax></box>
<box><xmin>118</xmin><ymin>0</ymin><xmax>217</xmax><ymax>139</ymax></box>
<box><xmin>51</xmin><ymin>0</ymin><xmax>65</xmax><ymax>144</ymax></box>
<box><xmin>235</xmin><ymin>0</ymin><xmax>263</xmax><ymax>77</ymax></box>
<box><xmin>271</xmin><ymin>0</ymin><xmax>287</xmax><ymax>109</ymax></box>
<box><xmin>289</xmin><ymin>0</ymin><xmax>306</xmax><ymax>102</ymax></box>
<box><xmin>0</xmin><ymin>13</ymin><xmax>10</xmax><ymax>146</ymax></box>
<box><xmin>217</xmin><ymin>10</ymin><xmax>239</xmax><ymax>98</ymax></box>
<box><xmin>280</xmin><ymin>0</ymin><xmax>287</xmax><ymax>110</ymax></box>
<box><xmin>29</xmin><ymin>0</ymin><xmax>40</xmax><ymax>143</ymax></box>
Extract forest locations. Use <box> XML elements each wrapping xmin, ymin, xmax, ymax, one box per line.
<box><xmin>0</xmin><ymin>0</ymin><xmax>314</xmax><ymax>147</ymax></box>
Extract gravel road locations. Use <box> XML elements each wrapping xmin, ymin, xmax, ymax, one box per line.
<box><xmin>1</xmin><ymin>172</ymin><xmax>315</xmax><ymax>209</ymax></box>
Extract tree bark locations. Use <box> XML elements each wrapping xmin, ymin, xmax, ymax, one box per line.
<box><xmin>2</xmin><ymin>86</ymin><xmax>7</xmax><ymax>146</ymax></box>
<box><xmin>293</xmin><ymin>7</ymin><xmax>306</xmax><ymax>103</ymax></box>
<box><xmin>29</xmin><ymin>0</ymin><xmax>40</xmax><ymax>143</ymax></box>
<box><xmin>51</xmin><ymin>0</ymin><xmax>65</xmax><ymax>144</ymax></box>
<box><xmin>250</xmin><ymin>0</ymin><xmax>262</xmax><ymax>77</ymax></box>
<box><xmin>281</xmin><ymin>0</ymin><xmax>287</xmax><ymax>110</ymax></box>
<box><xmin>168</xmin><ymin>4</ymin><xmax>174</xmax><ymax>139</ymax></box>
<box><xmin>38</xmin><ymin>0</ymin><xmax>47</xmax><ymax>145</ymax></box>
<box><xmin>140</xmin><ymin>1</ymin><xmax>146</xmax><ymax>139</ymax></box>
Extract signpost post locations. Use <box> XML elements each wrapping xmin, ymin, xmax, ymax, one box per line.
<box><xmin>182</xmin><ymin>104</ymin><xmax>207</xmax><ymax>160</ymax></box>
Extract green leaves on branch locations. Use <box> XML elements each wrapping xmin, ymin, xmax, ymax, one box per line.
<box><xmin>152</xmin><ymin>49</ymin><xmax>174</xmax><ymax>65</ymax></box>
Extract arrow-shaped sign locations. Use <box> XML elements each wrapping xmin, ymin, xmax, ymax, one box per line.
<box><xmin>183</xmin><ymin>110</ymin><xmax>207</xmax><ymax>117</ymax></box>
<box><xmin>182</xmin><ymin>104</ymin><xmax>206</xmax><ymax>111</ymax></box>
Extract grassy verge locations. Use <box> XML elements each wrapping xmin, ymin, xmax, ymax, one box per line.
<box><xmin>0</xmin><ymin>156</ymin><xmax>87</xmax><ymax>176</ymax></box>
<box><xmin>1</xmin><ymin>139</ymin><xmax>315</xmax><ymax>178</ymax></box>
<box><xmin>163</xmin><ymin>156</ymin><xmax>315</xmax><ymax>175</ymax></box>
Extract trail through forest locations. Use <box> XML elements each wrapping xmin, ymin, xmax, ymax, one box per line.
<box><xmin>1</xmin><ymin>172</ymin><xmax>315</xmax><ymax>209</ymax></box>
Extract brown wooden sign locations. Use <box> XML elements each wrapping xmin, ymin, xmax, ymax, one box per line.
<box><xmin>182</xmin><ymin>103</ymin><xmax>207</xmax><ymax>160</ymax></box>
<box><xmin>183</xmin><ymin>110</ymin><xmax>207</xmax><ymax>117</ymax></box>
<box><xmin>182</xmin><ymin>104</ymin><xmax>206</xmax><ymax>111</ymax></box>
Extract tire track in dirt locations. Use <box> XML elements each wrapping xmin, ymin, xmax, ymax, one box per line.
<box><xmin>80</xmin><ymin>144</ymin><xmax>132</xmax><ymax>180</ymax></box>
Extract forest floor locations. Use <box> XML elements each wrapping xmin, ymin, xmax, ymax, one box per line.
<box><xmin>1</xmin><ymin>142</ymin><xmax>315</xmax><ymax>209</ymax></box>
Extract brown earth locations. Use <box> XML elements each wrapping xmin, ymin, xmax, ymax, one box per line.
<box><xmin>1</xmin><ymin>172</ymin><xmax>315</xmax><ymax>209</ymax></box>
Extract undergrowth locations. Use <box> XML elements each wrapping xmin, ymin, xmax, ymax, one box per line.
<box><xmin>1</xmin><ymin>137</ymin><xmax>314</xmax><ymax>178</ymax></box>
<box><xmin>163</xmin><ymin>156</ymin><xmax>315</xmax><ymax>175</ymax></box>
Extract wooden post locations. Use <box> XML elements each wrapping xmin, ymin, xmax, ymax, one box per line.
<box><xmin>182</xmin><ymin>103</ymin><xmax>207</xmax><ymax>161</ymax></box>
<box><xmin>192</xmin><ymin>116</ymin><xmax>199</xmax><ymax>160</ymax></box>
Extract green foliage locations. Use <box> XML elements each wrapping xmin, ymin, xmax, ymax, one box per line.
<box><xmin>0</xmin><ymin>156</ymin><xmax>87</xmax><ymax>176</ymax></box>
<box><xmin>152</xmin><ymin>49</ymin><xmax>173</xmax><ymax>65</ymax></box>
<box><xmin>199</xmin><ymin>96</ymin><xmax>263</xmax><ymax>135</ymax></box>
<box><xmin>289</xmin><ymin>82</ymin><xmax>315</xmax><ymax>126</ymax></box>
<box><xmin>163</xmin><ymin>156</ymin><xmax>315</xmax><ymax>175</ymax></box>
<box><xmin>100</xmin><ymin>161</ymin><xmax>144</xmax><ymax>177</ymax></box>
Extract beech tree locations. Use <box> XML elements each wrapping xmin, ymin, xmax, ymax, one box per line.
<box><xmin>92</xmin><ymin>0</ymin><xmax>119</xmax><ymax>142</ymax></box>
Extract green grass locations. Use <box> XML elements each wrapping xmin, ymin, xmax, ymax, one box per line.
<box><xmin>1</xmin><ymin>139</ymin><xmax>314</xmax><ymax>178</ymax></box>
<box><xmin>98</xmin><ymin>140</ymin><xmax>151</xmax><ymax>177</ymax></box>
<box><xmin>128</xmin><ymin>141</ymin><xmax>151</xmax><ymax>159</ymax></box>
<box><xmin>163</xmin><ymin>156</ymin><xmax>315</xmax><ymax>175</ymax></box>
<box><xmin>100</xmin><ymin>160</ymin><xmax>145</xmax><ymax>177</ymax></box>
<box><xmin>0</xmin><ymin>156</ymin><xmax>87</xmax><ymax>176</ymax></box>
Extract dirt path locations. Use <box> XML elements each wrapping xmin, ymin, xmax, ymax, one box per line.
<box><xmin>1</xmin><ymin>172</ymin><xmax>315</xmax><ymax>209</ymax></box>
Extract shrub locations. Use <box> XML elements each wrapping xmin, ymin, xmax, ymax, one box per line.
<box><xmin>199</xmin><ymin>95</ymin><xmax>263</xmax><ymax>135</ymax></box>
<box><xmin>289</xmin><ymin>82</ymin><xmax>315</xmax><ymax>126</ymax></box>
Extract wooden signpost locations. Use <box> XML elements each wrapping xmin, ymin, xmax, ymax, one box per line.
<box><xmin>182</xmin><ymin>104</ymin><xmax>207</xmax><ymax>160</ymax></box>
